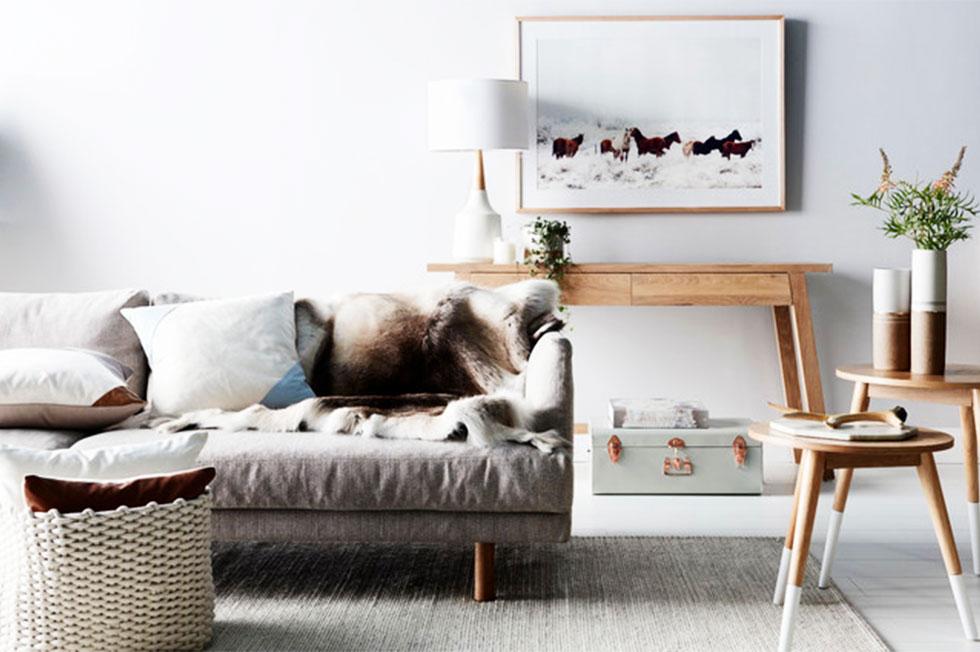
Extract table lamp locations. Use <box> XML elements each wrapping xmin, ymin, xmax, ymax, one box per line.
<box><xmin>427</xmin><ymin>79</ymin><xmax>529</xmax><ymax>262</ymax></box>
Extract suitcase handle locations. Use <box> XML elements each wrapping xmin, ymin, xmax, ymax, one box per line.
<box><xmin>663</xmin><ymin>438</ymin><xmax>694</xmax><ymax>476</ymax></box>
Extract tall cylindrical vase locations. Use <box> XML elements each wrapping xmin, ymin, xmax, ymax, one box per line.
<box><xmin>872</xmin><ymin>268</ymin><xmax>911</xmax><ymax>371</ymax></box>
<box><xmin>911</xmin><ymin>249</ymin><xmax>947</xmax><ymax>375</ymax></box>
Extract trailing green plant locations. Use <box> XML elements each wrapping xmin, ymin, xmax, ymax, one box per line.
<box><xmin>525</xmin><ymin>217</ymin><xmax>572</xmax><ymax>281</ymax></box>
<box><xmin>525</xmin><ymin>217</ymin><xmax>572</xmax><ymax>315</ymax></box>
<box><xmin>852</xmin><ymin>147</ymin><xmax>977</xmax><ymax>250</ymax></box>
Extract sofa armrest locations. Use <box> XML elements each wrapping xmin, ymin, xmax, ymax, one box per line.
<box><xmin>524</xmin><ymin>332</ymin><xmax>574</xmax><ymax>441</ymax></box>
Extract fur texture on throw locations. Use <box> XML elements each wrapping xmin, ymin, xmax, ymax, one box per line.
<box><xmin>296</xmin><ymin>280</ymin><xmax>564</xmax><ymax>396</ymax></box>
<box><xmin>156</xmin><ymin>280</ymin><xmax>569</xmax><ymax>452</ymax></box>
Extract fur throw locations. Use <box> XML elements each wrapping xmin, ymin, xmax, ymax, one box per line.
<box><xmin>153</xmin><ymin>280</ymin><xmax>569</xmax><ymax>452</ymax></box>
<box><xmin>295</xmin><ymin>279</ymin><xmax>564</xmax><ymax>397</ymax></box>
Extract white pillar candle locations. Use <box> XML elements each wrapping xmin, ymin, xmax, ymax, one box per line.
<box><xmin>492</xmin><ymin>238</ymin><xmax>516</xmax><ymax>264</ymax></box>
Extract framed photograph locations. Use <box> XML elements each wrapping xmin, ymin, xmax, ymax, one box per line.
<box><xmin>517</xmin><ymin>16</ymin><xmax>785</xmax><ymax>213</ymax></box>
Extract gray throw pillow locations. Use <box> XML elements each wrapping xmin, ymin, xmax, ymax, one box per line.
<box><xmin>0</xmin><ymin>290</ymin><xmax>150</xmax><ymax>398</ymax></box>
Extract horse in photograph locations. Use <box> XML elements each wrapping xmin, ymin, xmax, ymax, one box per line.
<box><xmin>682</xmin><ymin>129</ymin><xmax>743</xmax><ymax>157</ymax></box>
<box><xmin>599</xmin><ymin>139</ymin><xmax>618</xmax><ymax>159</ymax></box>
<box><xmin>600</xmin><ymin>129</ymin><xmax>632</xmax><ymax>161</ymax></box>
<box><xmin>552</xmin><ymin>134</ymin><xmax>584</xmax><ymax>159</ymax></box>
<box><xmin>722</xmin><ymin>140</ymin><xmax>755</xmax><ymax>159</ymax></box>
<box><xmin>630</xmin><ymin>128</ymin><xmax>680</xmax><ymax>157</ymax></box>
<box><xmin>156</xmin><ymin>280</ymin><xmax>570</xmax><ymax>453</ymax></box>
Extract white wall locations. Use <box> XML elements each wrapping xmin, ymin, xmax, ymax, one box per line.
<box><xmin>1</xmin><ymin>1</ymin><xmax>978</xmax><ymax>428</ymax></box>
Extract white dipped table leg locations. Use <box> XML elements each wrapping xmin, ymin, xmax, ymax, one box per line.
<box><xmin>818</xmin><ymin>509</ymin><xmax>844</xmax><ymax>589</ymax></box>
<box><xmin>773</xmin><ymin>546</ymin><xmax>791</xmax><ymax>605</ymax></box>
<box><xmin>949</xmin><ymin>574</ymin><xmax>979</xmax><ymax>640</ymax></box>
<box><xmin>778</xmin><ymin>584</ymin><xmax>802</xmax><ymax>652</ymax></box>
<box><xmin>968</xmin><ymin>502</ymin><xmax>980</xmax><ymax>576</ymax></box>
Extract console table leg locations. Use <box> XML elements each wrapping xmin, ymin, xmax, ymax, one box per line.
<box><xmin>779</xmin><ymin>449</ymin><xmax>824</xmax><ymax>652</ymax></box>
<box><xmin>788</xmin><ymin>273</ymin><xmax>832</xmax><ymax>481</ymax></box>
<box><xmin>788</xmin><ymin>273</ymin><xmax>825</xmax><ymax>415</ymax></box>
<box><xmin>917</xmin><ymin>452</ymin><xmax>978</xmax><ymax>640</ymax></box>
<box><xmin>772</xmin><ymin>306</ymin><xmax>802</xmax><ymax>411</ymax></box>
<box><xmin>961</xmin><ymin>403</ymin><xmax>980</xmax><ymax>576</ymax></box>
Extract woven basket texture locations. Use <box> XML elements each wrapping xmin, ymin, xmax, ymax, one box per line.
<box><xmin>1</xmin><ymin>493</ymin><xmax>214</xmax><ymax>651</ymax></box>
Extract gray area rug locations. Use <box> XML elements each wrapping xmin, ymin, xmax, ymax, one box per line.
<box><xmin>210</xmin><ymin>537</ymin><xmax>887</xmax><ymax>651</ymax></box>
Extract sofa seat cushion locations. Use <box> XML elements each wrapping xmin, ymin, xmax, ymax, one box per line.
<box><xmin>72</xmin><ymin>430</ymin><xmax>573</xmax><ymax>514</ymax></box>
<box><xmin>0</xmin><ymin>429</ymin><xmax>90</xmax><ymax>451</ymax></box>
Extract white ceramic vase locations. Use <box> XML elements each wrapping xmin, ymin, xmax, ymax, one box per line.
<box><xmin>872</xmin><ymin>268</ymin><xmax>911</xmax><ymax>371</ymax></box>
<box><xmin>910</xmin><ymin>249</ymin><xmax>947</xmax><ymax>375</ymax></box>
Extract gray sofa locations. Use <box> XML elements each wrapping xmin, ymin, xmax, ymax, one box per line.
<box><xmin>0</xmin><ymin>289</ymin><xmax>574</xmax><ymax>602</ymax></box>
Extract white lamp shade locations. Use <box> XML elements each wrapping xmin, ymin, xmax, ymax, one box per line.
<box><xmin>427</xmin><ymin>79</ymin><xmax>529</xmax><ymax>151</ymax></box>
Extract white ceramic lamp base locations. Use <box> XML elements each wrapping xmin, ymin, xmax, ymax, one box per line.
<box><xmin>452</xmin><ymin>187</ymin><xmax>501</xmax><ymax>263</ymax></box>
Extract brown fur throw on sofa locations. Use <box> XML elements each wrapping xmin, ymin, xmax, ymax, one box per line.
<box><xmin>295</xmin><ymin>280</ymin><xmax>564</xmax><ymax>397</ymax></box>
<box><xmin>155</xmin><ymin>280</ymin><xmax>569</xmax><ymax>452</ymax></box>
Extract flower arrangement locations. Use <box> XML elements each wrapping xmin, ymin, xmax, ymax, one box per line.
<box><xmin>851</xmin><ymin>147</ymin><xmax>977</xmax><ymax>250</ymax></box>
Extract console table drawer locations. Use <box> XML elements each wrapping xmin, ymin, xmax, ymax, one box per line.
<box><xmin>631</xmin><ymin>273</ymin><xmax>792</xmax><ymax>306</ymax></box>
<box><xmin>467</xmin><ymin>273</ymin><xmax>630</xmax><ymax>305</ymax></box>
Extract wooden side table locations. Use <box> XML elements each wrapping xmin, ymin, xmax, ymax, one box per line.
<box><xmin>826</xmin><ymin>365</ymin><xmax>980</xmax><ymax>582</ymax></box>
<box><xmin>750</xmin><ymin>422</ymin><xmax>977</xmax><ymax>652</ymax></box>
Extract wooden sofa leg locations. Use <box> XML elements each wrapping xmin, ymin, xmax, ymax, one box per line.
<box><xmin>474</xmin><ymin>542</ymin><xmax>495</xmax><ymax>602</ymax></box>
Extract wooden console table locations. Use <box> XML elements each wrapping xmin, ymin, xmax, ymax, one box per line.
<box><xmin>427</xmin><ymin>263</ymin><xmax>833</xmax><ymax>421</ymax></box>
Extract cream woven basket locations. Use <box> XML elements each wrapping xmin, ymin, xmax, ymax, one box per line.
<box><xmin>0</xmin><ymin>492</ymin><xmax>214</xmax><ymax>651</ymax></box>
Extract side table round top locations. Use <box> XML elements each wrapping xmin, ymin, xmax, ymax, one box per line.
<box><xmin>836</xmin><ymin>364</ymin><xmax>980</xmax><ymax>390</ymax></box>
<box><xmin>748</xmin><ymin>421</ymin><xmax>954</xmax><ymax>455</ymax></box>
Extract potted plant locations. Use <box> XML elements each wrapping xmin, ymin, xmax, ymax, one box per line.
<box><xmin>525</xmin><ymin>217</ymin><xmax>572</xmax><ymax>313</ymax></box>
<box><xmin>852</xmin><ymin>147</ymin><xmax>977</xmax><ymax>374</ymax></box>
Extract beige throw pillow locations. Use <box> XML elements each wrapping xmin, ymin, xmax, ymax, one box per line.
<box><xmin>0</xmin><ymin>348</ymin><xmax>145</xmax><ymax>430</ymax></box>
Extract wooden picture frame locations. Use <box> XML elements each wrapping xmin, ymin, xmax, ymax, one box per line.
<box><xmin>516</xmin><ymin>15</ymin><xmax>785</xmax><ymax>214</ymax></box>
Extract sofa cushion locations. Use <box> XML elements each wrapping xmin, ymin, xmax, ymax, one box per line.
<box><xmin>0</xmin><ymin>348</ymin><xmax>145</xmax><ymax>430</ymax></box>
<box><xmin>122</xmin><ymin>292</ymin><xmax>314</xmax><ymax>415</ymax></box>
<box><xmin>24</xmin><ymin>466</ymin><xmax>216</xmax><ymax>513</ymax></box>
<box><xmin>72</xmin><ymin>430</ymin><xmax>573</xmax><ymax>514</ymax></box>
<box><xmin>0</xmin><ymin>429</ymin><xmax>89</xmax><ymax>451</ymax></box>
<box><xmin>0</xmin><ymin>290</ymin><xmax>150</xmax><ymax>397</ymax></box>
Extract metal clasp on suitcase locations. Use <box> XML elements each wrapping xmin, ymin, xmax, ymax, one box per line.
<box><xmin>663</xmin><ymin>437</ymin><xmax>693</xmax><ymax>476</ymax></box>
<box><xmin>732</xmin><ymin>435</ymin><xmax>748</xmax><ymax>468</ymax></box>
<box><xmin>607</xmin><ymin>435</ymin><xmax>623</xmax><ymax>463</ymax></box>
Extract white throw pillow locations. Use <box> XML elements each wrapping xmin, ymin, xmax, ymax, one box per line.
<box><xmin>0</xmin><ymin>348</ymin><xmax>133</xmax><ymax>405</ymax></box>
<box><xmin>122</xmin><ymin>292</ymin><xmax>314</xmax><ymax>415</ymax></box>
<box><xmin>0</xmin><ymin>431</ymin><xmax>207</xmax><ymax>510</ymax></box>
<box><xmin>0</xmin><ymin>348</ymin><xmax>145</xmax><ymax>430</ymax></box>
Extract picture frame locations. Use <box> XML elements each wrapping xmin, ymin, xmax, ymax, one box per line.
<box><xmin>517</xmin><ymin>15</ymin><xmax>785</xmax><ymax>214</ymax></box>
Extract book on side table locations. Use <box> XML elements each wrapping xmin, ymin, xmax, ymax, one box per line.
<box><xmin>769</xmin><ymin>418</ymin><xmax>916</xmax><ymax>441</ymax></box>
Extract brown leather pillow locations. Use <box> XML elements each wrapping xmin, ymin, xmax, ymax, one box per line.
<box><xmin>23</xmin><ymin>467</ymin><xmax>216</xmax><ymax>513</ymax></box>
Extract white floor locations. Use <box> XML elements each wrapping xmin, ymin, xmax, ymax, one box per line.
<box><xmin>571</xmin><ymin>444</ymin><xmax>980</xmax><ymax>651</ymax></box>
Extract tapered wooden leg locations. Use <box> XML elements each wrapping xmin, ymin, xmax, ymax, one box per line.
<box><xmin>774</xmin><ymin>461</ymin><xmax>803</xmax><ymax>605</ymax></box>
<box><xmin>962</xmin><ymin>401</ymin><xmax>980</xmax><ymax>575</ymax></box>
<box><xmin>917</xmin><ymin>452</ymin><xmax>978</xmax><ymax>640</ymax></box>
<box><xmin>818</xmin><ymin>383</ymin><xmax>867</xmax><ymax>589</ymax></box>
<box><xmin>474</xmin><ymin>542</ymin><xmax>495</xmax><ymax>602</ymax></box>
<box><xmin>773</xmin><ymin>306</ymin><xmax>802</xmax><ymax>411</ymax></box>
<box><xmin>788</xmin><ymin>274</ymin><xmax>833</xmax><ymax>481</ymax></box>
<box><xmin>773</xmin><ymin>306</ymin><xmax>807</xmax><ymax>471</ymax></box>
<box><xmin>779</xmin><ymin>449</ymin><xmax>824</xmax><ymax>652</ymax></box>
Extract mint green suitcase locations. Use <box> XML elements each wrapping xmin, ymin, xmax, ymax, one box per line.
<box><xmin>591</xmin><ymin>418</ymin><xmax>762</xmax><ymax>495</ymax></box>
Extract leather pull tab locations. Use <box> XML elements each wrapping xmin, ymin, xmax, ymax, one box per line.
<box><xmin>607</xmin><ymin>435</ymin><xmax>622</xmax><ymax>464</ymax></box>
<box><xmin>733</xmin><ymin>435</ymin><xmax>748</xmax><ymax>467</ymax></box>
